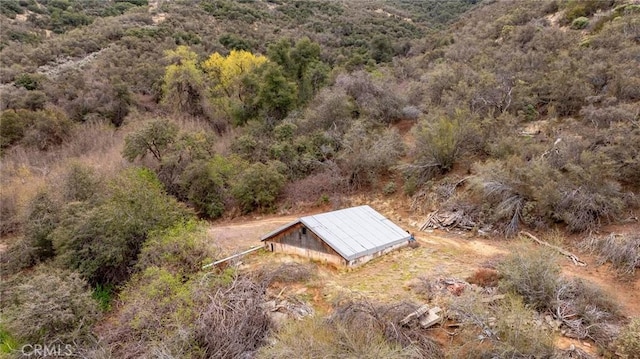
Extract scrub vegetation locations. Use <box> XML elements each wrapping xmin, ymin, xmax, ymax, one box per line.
<box><xmin>1</xmin><ymin>0</ymin><xmax>639</xmax><ymax>357</ymax></box>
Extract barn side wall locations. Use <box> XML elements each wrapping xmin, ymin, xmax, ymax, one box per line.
<box><xmin>264</xmin><ymin>224</ymin><xmax>347</xmax><ymax>265</ymax></box>
<box><xmin>266</xmin><ymin>242</ymin><xmax>347</xmax><ymax>266</ymax></box>
<box><xmin>347</xmin><ymin>240</ymin><xmax>409</xmax><ymax>267</ymax></box>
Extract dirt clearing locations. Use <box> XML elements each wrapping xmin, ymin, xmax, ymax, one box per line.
<box><xmin>207</xmin><ymin>212</ymin><xmax>640</xmax><ymax>318</ymax></box>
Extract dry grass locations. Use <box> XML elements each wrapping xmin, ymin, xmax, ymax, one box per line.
<box><xmin>259</xmin><ymin>297</ymin><xmax>443</xmax><ymax>359</ymax></box>
<box><xmin>579</xmin><ymin>233</ymin><xmax>640</xmax><ymax>279</ymax></box>
<box><xmin>448</xmin><ymin>292</ymin><xmax>555</xmax><ymax>358</ymax></box>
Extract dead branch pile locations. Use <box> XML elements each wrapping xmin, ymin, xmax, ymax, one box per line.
<box><xmin>552</xmin><ymin>278</ymin><xmax>623</xmax><ymax>347</ymax></box>
<box><xmin>194</xmin><ymin>276</ymin><xmax>272</xmax><ymax>359</ymax></box>
<box><xmin>420</xmin><ymin>210</ymin><xmax>477</xmax><ymax>231</ymax></box>
<box><xmin>261</xmin><ymin>296</ymin><xmax>314</xmax><ymax>325</ymax></box>
<box><xmin>256</xmin><ymin>262</ymin><xmax>317</xmax><ymax>285</ymax></box>
<box><xmin>330</xmin><ymin>299</ymin><xmax>444</xmax><ymax>358</ymax></box>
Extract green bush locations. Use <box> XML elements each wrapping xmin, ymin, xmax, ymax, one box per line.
<box><xmin>116</xmin><ymin>266</ymin><xmax>194</xmax><ymax>342</ymax></box>
<box><xmin>62</xmin><ymin>162</ymin><xmax>102</xmax><ymax>202</ymax></box>
<box><xmin>0</xmin><ymin>266</ymin><xmax>100</xmax><ymax>345</ymax></box>
<box><xmin>406</xmin><ymin>109</ymin><xmax>477</xmax><ymax>186</ymax></box>
<box><xmin>615</xmin><ymin>318</ymin><xmax>640</xmax><ymax>359</ymax></box>
<box><xmin>383</xmin><ymin>181</ymin><xmax>397</xmax><ymax>195</ymax></box>
<box><xmin>23</xmin><ymin>191</ymin><xmax>60</xmax><ymax>263</ymax></box>
<box><xmin>0</xmin><ymin>110</ymin><xmax>26</xmax><ymax>150</ymax></box>
<box><xmin>498</xmin><ymin>246</ymin><xmax>560</xmax><ymax>311</ymax></box>
<box><xmin>571</xmin><ymin>17</ymin><xmax>589</xmax><ymax>30</ymax></box>
<box><xmin>231</xmin><ymin>161</ymin><xmax>286</xmax><ymax>213</ymax></box>
<box><xmin>138</xmin><ymin>220</ymin><xmax>214</xmax><ymax>276</ymax></box>
<box><xmin>179</xmin><ymin>156</ymin><xmax>239</xmax><ymax>218</ymax></box>
<box><xmin>564</xmin><ymin>0</ymin><xmax>614</xmax><ymax>23</ymax></box>
<box><xmin>52</xmin><ymin>168</ymin><xmax>193</xmax><ymax>286</ymax></box>
<box><xmin>123</xmin><ymin>119</ymin><xmax>179</xmax><ymax>163</ymax></box>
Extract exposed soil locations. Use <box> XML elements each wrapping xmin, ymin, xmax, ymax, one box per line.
<box><xmin>207</xmin><ymin>207</ymin><xmax>640</xmax><ymax>317</ymax></box>
<box><xmin>206</xmin><ymin>209</ymin><xmax>639</xmax><ymax>357</ymax></box>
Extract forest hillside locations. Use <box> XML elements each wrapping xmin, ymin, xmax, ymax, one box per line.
<box><xmin>1</xmin><ymin>0</ymin><xmax>639</xmax><ymax>357</ymax></box>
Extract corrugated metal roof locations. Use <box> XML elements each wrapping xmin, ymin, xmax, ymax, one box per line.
<box><xmin>261</xmin><ymin>205</ymin><xmax>410</xmax><ymax>261</ymax></box>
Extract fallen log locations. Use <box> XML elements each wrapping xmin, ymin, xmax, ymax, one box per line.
<box><xmin>520</xmin><ymin>231</ymin><xmax>586</xmax><ymax>267</ymax></box>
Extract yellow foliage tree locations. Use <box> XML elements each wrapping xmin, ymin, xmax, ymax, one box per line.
<box><xmin>201</xmin><ymin>50</ymin><xmax>268</xmax><ymax>120</ymax></box>
<box><xmin>162</xmin><ymin>46</ymin><xmax>206</xmax><ymax>117</ymax></box>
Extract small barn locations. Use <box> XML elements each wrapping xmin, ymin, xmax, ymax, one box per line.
<box><xmin>261</xmin><ymin>205</ymin><xmax>411</xmax><ymax>266</ymax></box>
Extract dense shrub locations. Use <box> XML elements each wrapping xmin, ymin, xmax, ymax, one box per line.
<box><xmin>498</xmin><ymin>246</ymin><xmax>560</xmax><ymax>311</ymax></box>
<box><xmin>338</xmin><ymin>121</ymin><xmax>405</xmax><ymax>189</ymax></box>
<box><xmin>179</xmin><ymin>157</ymin><xmax>236</xmax><ymax>218</ymax></box>
<box><xmin>615</xmin><ymin>318</ymin><xmax>640</xmax><ymax>359</ymax></box>
<box><xmin>52</xmin><ymin>168</ymin><xmax>192</xmax><ymax>286</ymax></box>
<box><xmin>23</xmin><ymin>191</ymin><xmax>59</xmax><ymax>263</ymax></box>
<box><xmin>102</xmin><ymin>268</ymin><xmax>273</xmax><ymax>359</ymax></box>
<box><xmin>0</xmin><ymin>109</ymin><xmax>73</xmax><ymax>151</ymax></box>
<box><xmin>406</xmin><ymin>109</ymin><xmax>479</xmax><ymax>186</ymax></box>
<box><xmin>137</xmin><ymin>220</ymin><xmax>214</xmax><ymax>276</ymax></box>
<box><xmin>571</xmin><ymin>17</ymin><xmax>589</xmax><ymax>30</ymax></box>
<box><xmin>231</xmin><ymin>161</ymin><xmax>286</xmax><ymax>213</ymax></box>
<box><xmin>61</xmin><ymin>162</ymin><xmax>102</xmax><ymax>202</ymax></box>
<box><xmin>122</xmin><ymin>119</ymin><xmax>179</xmax><ymax>163</ymax></box>
<box><xmin>471</xmin><ymin>144</ymin><xmax>628</xmax><ymax>234</ymax></box>
<box><xmin>0</xmin><ymin>267</ymin><xmax>100</xmax><ymax>345</ymax></box>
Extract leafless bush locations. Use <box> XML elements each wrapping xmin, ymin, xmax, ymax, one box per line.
<box><xmin>282</xmin><ymin>163</ymin><xmax>347</xmax><ymax>205</ymax></box>
<box><xmin>256</xmin><ymin>262</ymin><xmax>317</xmax><ymax>285</ymax></box>
<box><xmin>193</xmin><ymin>275</ymin><xmax>272</xmax><ymax>359</ymax></box>
<box><xmin>552</xmin><ymin>278</ymin><xmax>622</xmax><ymax>347</ymax></box>
<box><xmin>335</xmin><ymin>71</ymin><xmax>404</xmax><ymax>124</ymax></box>
<box><xmin>299</xmin><ymin>87</ymin><xmax>354</xmax><ymax>134</ymax></box>
<box><xmin>338</xmin><ymin>122</ymin><xmax>405</xmax><ymax>189</ymax></box>
<box><xmin>579</xmin><ymin>233</ymin><xmax>640</xmax><ymax>279</ymax></box>
<box><xmin>0</xmin><ymin>191</ymin><xmax>20</xmax><ymax>235</ymax></box>
<box><xmin>328</xmin><ymin>298</ymin><xmax>444</xmax><ymax>358</ymax></box>
<box><xmin>579</xmin><ymin>103</ymin><xmax>639</xmax><ymax>128</ymax></box>
<box><xmin>449</xmin><ymin>292</ymin><xmax>555</xmax><ymax>358</ymax></box>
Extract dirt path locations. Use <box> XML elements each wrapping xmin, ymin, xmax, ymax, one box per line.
<box><xmin>561</xmin><ymin>258</ymin><xmax>640</xmax><ymax>317</ymax></box>
<box><xmin>208</xmin><ymin>215</ymin><xmax>297</xmax><ymax>253</ymax></box>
